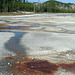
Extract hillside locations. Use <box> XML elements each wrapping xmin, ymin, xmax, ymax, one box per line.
<box><xmin>34</xmin><ymin>0</ymin><xmax>75</xmax><ymax>13</ymax></box>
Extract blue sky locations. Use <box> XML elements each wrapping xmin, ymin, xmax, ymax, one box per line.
<box><xmin>28</xmin><ymin>0</ymin><xmax>75</xmax><ymax>3</ymax></box>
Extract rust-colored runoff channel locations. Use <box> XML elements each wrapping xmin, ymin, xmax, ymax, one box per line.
<box><xmin>10</xmin><ymin>57</ymin><xmax>58</xmax><ymax>75</ymax></box>
<box><xmin>4</xmin><ymin>55</ymin><xmax>75</xmax><ymax>75</ymax></box>
<box><xmin>59</xmin><ymin>63</ymin><xmax>75</xmax><ymax>73</ymax></box>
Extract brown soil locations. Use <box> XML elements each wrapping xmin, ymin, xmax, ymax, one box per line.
<box><xmin>0</xmin><ymin>24</ymin><xmax>9</xmax><ymax>26</ymax></box>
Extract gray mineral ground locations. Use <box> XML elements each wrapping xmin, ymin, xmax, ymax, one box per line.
<box><xmin>0</xmin><ymin>13</ymin><xmax>75</xmax><ymax>75</ymax></box>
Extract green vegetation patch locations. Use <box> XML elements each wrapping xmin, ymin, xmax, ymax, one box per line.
<box><xmin>0</xmin><ymin>0</ymin><xmax>75</xmax><ymax>13</ymax></box>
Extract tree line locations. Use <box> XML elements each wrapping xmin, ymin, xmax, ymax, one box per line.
<box><xmin>0</xmin><ymin>0</ymin><xmax>75</xmax><ymax>13</ymax></box>
<box><xmin>0</xmin><ymin>0</ymin><xmax>34</xmax><ymax>12</ymax></box>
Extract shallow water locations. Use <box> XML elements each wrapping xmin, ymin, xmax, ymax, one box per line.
<box><xmin>5</xmin><ymin>31</ymin><xmax>26</xmax><ymax>55</ymax></box>
<box><xmin>0</xmin><ymin>31</ymin><xmax>26</xmax><ymax>75</ymax></box>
